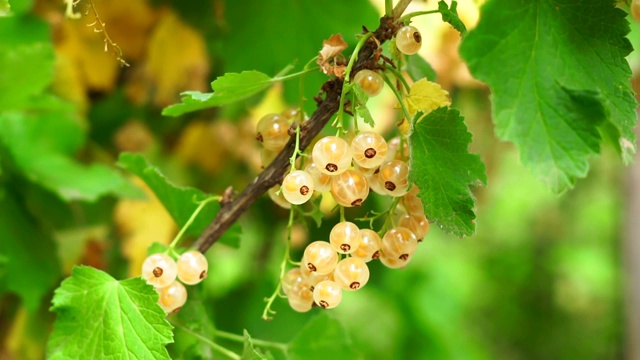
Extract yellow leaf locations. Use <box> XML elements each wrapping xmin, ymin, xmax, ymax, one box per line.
<box><xmin>146</xmin><ymin>10</ymin><xmax>210</xmax><ymax>106</ymax></box>
<box><xmin>114</xmin><ymin>178</ymin><xmax>176</xmax><ymax>277</ymax></box>
<box><xmin>404</xmin><ymin>78</ymin><xmax>451</xmax><ymax>117</ymax></box>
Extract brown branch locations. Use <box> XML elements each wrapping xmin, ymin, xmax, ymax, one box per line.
<box><xmin>194</xmin><ymin>3</ymin><xmax>409</xmax><ymax>253</ymax></box>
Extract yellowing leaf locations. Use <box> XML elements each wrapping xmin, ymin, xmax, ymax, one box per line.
<box><xmin>114</xmin><ymin>178</ymin><xmax>176</xmax><ymax>277</ymax></box>
<box><xmin>405</xmin><ymin>78</ymin><xmax>451</xmax><ymax>117</ymax></box>
<box><xmin>146</xmin><ymin>10</ymin><xmax>209</xmax><ymax>107</ymax></box>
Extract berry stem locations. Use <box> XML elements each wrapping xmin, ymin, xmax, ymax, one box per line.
<box><xmin>335</xmin><ymin>32</ymin><xmax>374</xmax><ymax>131</ymax></box>
<box><xmin>398</xmin><ymin>9</ymin><xmax>440</xmax><ymax>23</ymax></box>
<box><xmin>385</xmin><ymin>64</ymin><xmax>411</xmax><ymax>92</ymax></box>
<box><xmin>167</xmin><ymin>195</ymin><xmax>221</xmax><ymax>254</ymax></box>
<box><xmin>385</xmin><ymin>0</ymin><xmax>394</xmax><ymax>17</ymax></box>
<box><xmin>381</xmin><ymin>71</ymin><xmax>412</xmax><ymax>123</ymax></box>
<box><xmin>261</xmin><ymin>208</ymin><xmax>296</xmax><ymax>320</ymax></box>
<box><xmin>288</xmin><ymin>124</ymin><xmax>302</xmax><ymax>171</ymax></box>
<box><xmin>351</xmin><ymin>91</ymin><xmax>360</xmax><ymax>134</ymax></box>
<box><xmin>213</xmin><ymin>330</ymin><xmax>289</xmax><ymax>352</ymax></box>
<box><xmin>172</xmin><ymin>322</ymin><xmax>241</xmax><ymax>360</ymax></box>
<box><xmin>194</xmin><ymin>0</ymin><xmax>415</xmax><ymax>254</ymax></box>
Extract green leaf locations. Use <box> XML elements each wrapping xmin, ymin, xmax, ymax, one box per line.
<box><xmin>242</xmin><ymin>330</ymin><xmax>272</xmax><ymax>360</ymax></box>
<box><xmin>408</xmin><ymin>107</ymin><xmax>487</xmax><ymax>237</ymax></box>
<box><xmin>117</xmin><ymin>152</ymin><xmax>241</xmax><ymax>248</ymax></box>
<box><xmin>170</xmin><ymin>288</ymin><xmax>217</xmax><ymax>359</ymax></box>
<box><xmin>0</xmin><ymin>97</ymin><xmax>142</xmax><ymax>201</ymax></box>
<box><xmin>405</xmin><ymin>54</ymin><xmax>437</xmax><ymax>82</ymax></box>
<box><xmin>220</xmin><ymin>0</ymin><xmax>378</xmax><ymax>113</ymax></box>
<box><xmin>47</xmin><ymin>266</ymin><xmax>173</xmax><ymax>359</ymax></box>
<box><xmin>0</xmin><ymin>16</ymin><xmax>53</xmax><ymax>109</ymax></box>
<box><xmin>163</xmin><ymin>68</ymin><xmax>291</xmax><ymax>117</ymax></box>
<box><xmin>352</xmin><ymin>85</ymin><xmax>376</xmax><ymax>128</ymax></box>
<box><xmin>460</xmin><ymin>0</ymin><xmax>637</xmax><ymax>191</ymax></box>
<box><xmin>438</xmin><ymin>0</ymin><xmax>467</xmax><ymax>35</ymax></box>
<box><xmin>288</xmin><ymin>313</ymin><xmax>360</xmax><ymax>360</ymax></box>
<box><xmin>0</xmin><ymin>192</ymin><xmax>61</xmax><ymax>311</ymax></box>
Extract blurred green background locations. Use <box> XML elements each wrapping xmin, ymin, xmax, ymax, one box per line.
<box><xmin>1</xmin><ymin>0</ymin><xmax>639</xmax><ymax>359</ymax></box>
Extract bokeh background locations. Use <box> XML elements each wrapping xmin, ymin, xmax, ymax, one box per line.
<box><xmin>1</xmin><ymin>0</ymin><xmax>640</xmax><ymax>359</ymax></box>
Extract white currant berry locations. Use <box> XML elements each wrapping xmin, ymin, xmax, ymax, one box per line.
<box><xmin>282</xmin><ymin>268</ymin><xmax>306</xmax><ymax>296</ymax></box>
<box><xmin>281</xmin><ymin>108</ymin><xmax>301</xmax><ymax>120</ymax></box>
<box><xmin>330</xmin><ymin>170</ymin><xmax>370</xmax><ymax>207</ymax></box>
<box><xmin>300</xmin><ymin>265</ymin><xmax>334</xmax><ymax>290</ymax></box>
<box><xmin>334</xmin><ymin>257</ymin><xmax>370</xmax><ymax>291</ymax></box>
<box><xmin>256</xmin><ymin>113</ymin><xmax>290</xmax><ymax>151</ymax></box>
<box><xmin>385</xmin><ymin>137</ymin><xmax>409</xmax><ymax>162</ymax></box>
<box><xmin>312</xmin><ymin>136</ymin><xmax>353</xmax><ymax>175</ymax></box>
<box><xmin>398</xmin><ymin>214</ymin><xmax>430</xmax><ymax>241</ymax></box>
<box><xmin>381</xmin><ymin>227</ymin><xmax>418</xmax><ymax>262</ymax></box>
<box><xmin>302</xmin><ymin>241</ymin><xmax>339</xmax><ymax>276</ymax></box>
<box><xmin>365</xmin><ymin>168</ymin><xmax>387</xmax><ymax>195</ymax></box>
<box><xmin>288</xmin><ymin>290</ymin><xmax>314</xmax><ymax>312</ymax></box>
<box><xmin>352</xmin><ymin>229</ymin><xmax>382</xmax><ymax>262</ymax></box>
<box><xmin>268</xmin><ymin>185</ymin><xmax>291</xmax><ymax>209</ymax></box>
<box><xmin>177</xmin><ymin>250</ymin><xmax>208</xmax><ymax>285</ymax></box>
<box><xmin>353</xmin><ymin>69</ymin><xmax>385</xmax><ymax>97</ymax></box>
<box><xmin>282</xmin><ymin>170</ymin><xmax>314</xmax><ymax>205</ymax></box>
<box><xmin>378</xmin><ymin>160</ymin><xmax>410</xmax><ymax>197</ymax></box>
<box><xmin>351</xmin><ymin>131</ymin><xmax>388</xmax><ymax>169</ymax></box>
<box><xmin>396</xmin><ymin>25</ymin><xmax>422</xmax><ymax>55</ymax></box>
<box><xmin>157</xmin><ymin>280</ymin><xmax>188</xmax><ymax>313</ymax></box>
<box><xmin>329</xmin><ymin>221</ymin><xmax>360</xmax><ymax>254</ymax></box>
<box><xmin>142</xmin><ymin>253</ymin><xmax>178</xmax><ymax>288</ymax></box>
<box><xmin>305</xmin><ymin>162</ymin><xmax>332</xmax><ymax>193</ymax></box>
<box><xmin>401</xmin><ymin>185</ymin><xmax>424</xmax><ymax>216</ymax></box>
<box><xmin>379</xmin><ymin>250</ymin><xmax>406</xmax><ymax>269</ymax></box>
<box><xmin>313</xmin><ymin>280</ymin><xmax>342</xmax><ymax>309</ymax></box>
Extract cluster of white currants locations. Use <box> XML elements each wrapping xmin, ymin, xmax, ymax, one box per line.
<box><xmin>141</xmin><ymin>250</ymin><xmax>208</xmax><ymax>313</ymax></box>
<box><xmin>282</xmin><ymin>184</ymin><xmax>430</xmax><ymax>312</ymax></box>
<box><xmin>257</xmin><ymin>24</ymin><xmax>430</xmax><ymax>312</ymax></box>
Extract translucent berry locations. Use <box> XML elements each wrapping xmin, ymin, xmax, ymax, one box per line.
<box><xmin>401</xmin><ymin>185</ymin><xmax>424</xmax><ymax>216</ymax></box>
<box><xmin>353</xmin><ymin>69</ymin><xmax>385</xmax><ymax>97</ymax></box>
<box><xmin>398</xmin><ymin>214</ymin><xmax>430</xmax><ymax>241</ymax></box>
<box><xmin>313</xmin><ymin>280</ymin><xmax>342</xmax><ymax>309</ymax></box>
<box><xmin>282</xmin><ymin>170</ymin><xmax>314</xmax><ymax>205</ymax></box>
<box><xmin>282</xmin><ymin>268</ymin><xmax>307</xmax><ymax>296</ymax></box>
<box><xmin>302</xmin><ymin>241</ymin><xmax>339</xmax><ymax>276</ymax></box>
<box><xmin>386</xmin><ymin>137</ymin><xmax>409</xmax><ymax>161</ymax></box>
<box><xmin>177</xmin><ymin>250</ymin><xmax>208</xmax><ymax>285</ymax></box>
<box><xmin>312</xmin><ymin>136</ymin><xmax>353</xmax><ymax>175</ymax></box>
<box><xmin>256</xmin><ymin>113</ymin><xmax>290</xmax><ymax>151</ymax></box>
<box><xmin>300</xmin><ymin>265</ymin><xmax>334</xmax><ymax>289</ymax></box>
<box><xmin>281</xmin><ymin>108</ymin><xmax>301</xmax><ymax>121</ymax></box>
<box><xmin>334</xmin><ymin>257</ymin><xmax>370</xmax><ymax>291</ymax></box>
<box><xmin>381</xmin><ymin>227</ymin><xmax>418</xmax><ymax>262</ymax></box>
<box><xmin>396</xmin><ymin>25</ymin><xmax>422</xmax><ymax>55</ymax></box>
<box><xmin>329</xmin><ymin>221</ymin><xmax>360</xmax><ymax>254</ymax></box>
<box><xmin>157</xmin><ymin>280</ymin><xmax>188</xmax><ymax>313</ymax></box>
<box><xmin>379</xmin><ymin>250</ymin><xmax>406</xmax><ymax>269</ymax></box>
<box><xmin>288</xmin><ymin>290</ymin><xmax>314</xmax><ymax>312</ymax></box>
<box><xmin>305</xmin><ymin>162</ymin><xmax>332</xmax><ymax>193</ymax></box>
<box><xmin>365</xmin><ymin>169</ymin><xmax>387</xmax><ymax>195</ymax></box>
<box><xmin>330</xmin><ymin>170</ymin><xmax>370</xmax><ymax>207</ymax></box>
<box><xmin>268</xmin><ymin>185</ymin><xmax>291</xmax><ymax>209</ymax></box>
<box><xmin>352</xmin><ymin>229</ymin><xmax>382</xmax><ymax>262</ymax></box>
<box><xmin>142</xmin><ymin>253</ymin><xmax>178</xmax><ymax>288</ymax></box>
<box><xmin>378</xmin><ymin>160</ymin><xmax>410</xmax><ymax>197</ymax></box>
<box><xmin>351</xmin><ymin>131</ymin><xmax>388</xmax><ymax>169</ymax></box>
